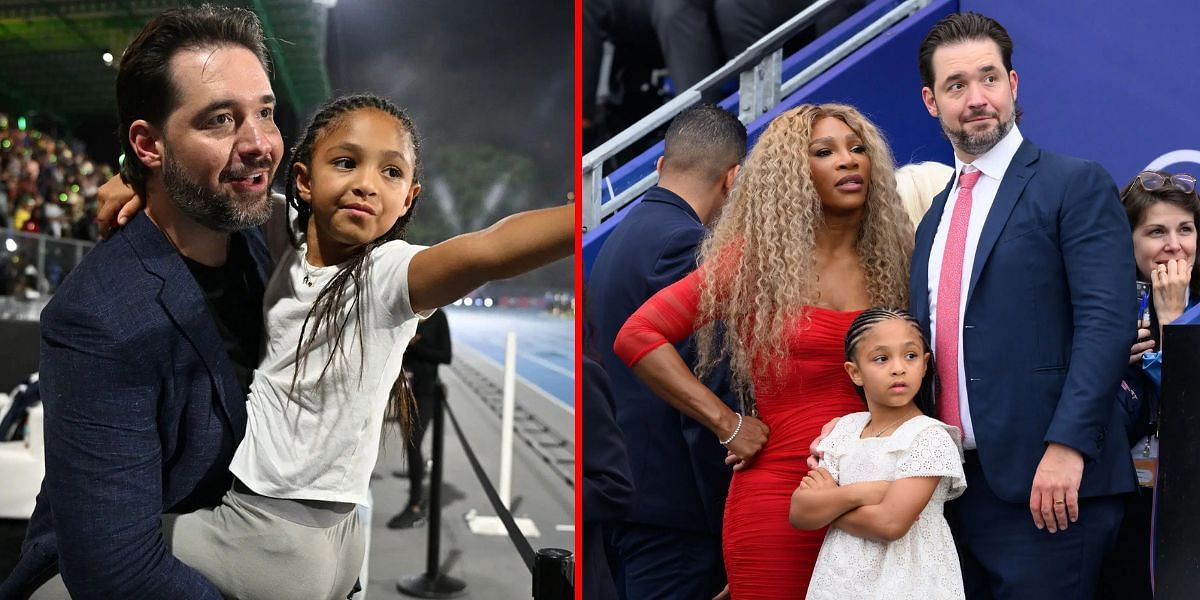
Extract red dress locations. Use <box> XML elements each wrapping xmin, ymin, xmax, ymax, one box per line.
<box><xmin>614</xmin><ymin>268</ymin><xmax>864</xmax><ymax>599</ymax></box>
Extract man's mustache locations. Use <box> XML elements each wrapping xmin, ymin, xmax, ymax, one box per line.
<box><xmin>220</xmin><ymin>158</ymin><xmax>275</xmax><ymax>181</ymax></box>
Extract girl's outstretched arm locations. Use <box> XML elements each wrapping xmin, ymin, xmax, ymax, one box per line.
<box><xmin>408</xmin><ymin>204</ymin><xmax>572</xmax><ymax>313</ymax></box>
<box><xmin>788</xmin><ymin>467</ymin><xmax>890</xmax><ymax>530</ymax></box>
<box><xmin>830</xmin><ymin>476</ymin><xmax>940</xmax><ymax>542</ymax></box>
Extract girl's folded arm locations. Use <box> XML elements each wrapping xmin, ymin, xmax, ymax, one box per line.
<box><xmin>789</xmin><ymin>480</ymin><xmax>888</xmax><ymax>530</ymax></box>
<box><xmin>407</xmin><ymin>204</ymin><xmax>573</xmax><ymax>313</ymax></box>
<box><xmin>831</xmin><ymin>476</ymin><xmax>940</xmax><ymax>542</ymax></box>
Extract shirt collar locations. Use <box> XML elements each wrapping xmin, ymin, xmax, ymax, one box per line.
<box><xmin>953</xmin><ymin>124</ymin><xmax>1024</xmax><ymax>183</ymax></box>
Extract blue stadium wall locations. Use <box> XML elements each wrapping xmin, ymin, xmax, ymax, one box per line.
<box><xmin>582</xmin><ymin>0</ymin><xmax>1200</xmax><ymax>276</ymax></box>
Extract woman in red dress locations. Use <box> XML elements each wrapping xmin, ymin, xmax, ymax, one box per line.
<box><xmin>614</xmin><ymin>103</ymin><xmax>914</xmax><ymax>598</ymax></box>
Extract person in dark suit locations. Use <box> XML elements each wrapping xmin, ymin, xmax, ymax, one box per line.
<box><xmin>388</xmin><ymin>308</ymin><xmax>452</xmax><ymax>529</ymax></box>
<box><xmin>0</xmin><ymin>6</ymin><xmax>282</xmax><ymax>598</ymax></box>
<box><xmin>581</xmin><ymin>354</ymin><xmax>634</xmax><ymax>600</ymax></box>
<box><xmin>586</xmin><ymin>104</ymin><xmax>748</xmax><ymax>599</ymax></box>
<box><xmin>911</xmin><ymin>12</ymin><xmax>1136</xmax><ymax>599</ymax></box>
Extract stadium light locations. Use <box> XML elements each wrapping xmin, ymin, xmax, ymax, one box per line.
<box><xmin>484</xmin><ymin>298</ymin><xmax>494</xmax><ymax>308</ymax></box>
<box><xmin>102</xmin><ymin>52</ymin><xmax>114</xmax><ymax>66</ymax></box>
<box><xmin>4</xmin><ymin>239</ymin><xmax>16</xmax><ymax>253</ymax></box>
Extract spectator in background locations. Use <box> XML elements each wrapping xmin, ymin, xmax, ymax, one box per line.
<box><xmin>588</xmin><ymin>104</ymin><xmax>746</xmax><ymax>599</ymax></box>
<box><xmin>1099</xmin><ymin>170</ymin><xmax>1200</xmax><ymax>600</ymax></box>
<box><xmin>894</xmin><ymin>161</ymin><xmax>954</xmax><ymax>227</ymax></box>
<box><xmin>0</xmin><ymin>114</ymin><xmax>109</xmax><ymax>244</ymax></box>
<box><xmin>388</xmin><ymin>308</ymin><xmax>453</xmax><ymax>529</ymax></box>
<box><xmin>714</xmin><ymin>0</ymin><xmax>865</xmax><ymax>58</ymax></box>
<box><xmin>583</xmin><ymin>0</ymin><xmax>724</xmax><ymax>149</ymax></box>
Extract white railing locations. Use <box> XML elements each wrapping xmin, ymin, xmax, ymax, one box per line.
<box><xmin>581</xmin><ymin>0</ymin><xmax>931</xmax><ymax>232</ymax></box>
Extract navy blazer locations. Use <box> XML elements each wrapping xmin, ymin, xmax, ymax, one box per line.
<box><xmin>587</xmin><ymin>186</ymin><xmax>737</xmax><ymax>534</ymax></box>
<box><xmin>0</xmin><ymin>212</ymin><xmax>271</xmax><ymax>599</ymax></box>
<box><xmin>581</xmin><ymin>356</ymin><xmax>633</xmax><ymax>600</ymax></box>
<box><xmin>910</xmin><ymin>140</ymin><xmax>1137</xmax><ymax>504</ymax></box>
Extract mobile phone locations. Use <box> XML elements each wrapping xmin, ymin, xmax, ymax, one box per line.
<box><xmin>1136</xmin><ymin>280</ymin><xmax>1151</xmax><ymax>327</ymax></box>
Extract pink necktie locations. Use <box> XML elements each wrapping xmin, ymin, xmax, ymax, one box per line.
<box><xmin>936</xmin><ymin>168</ymin><xmax>982</xmax><ymax>429</ymax></box>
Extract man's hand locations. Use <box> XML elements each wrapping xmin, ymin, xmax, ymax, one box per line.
<box><xmin>806</xmin><ymin>416</ymin><xmax>840</xmax><ymax>469</ymax></box>
<box><xmin>720</xmin><ymin>413</ymin><xmax>768</xmax><ymax>469</ymax></box>
<box><xmin>95</xmin><ymin>175</ymin><xmax>141</xmax><ymax>239</ymax></box>
<box><xmin>798</xmin><ymin>467</ymin><xmax>838</xmax><ymax>491</ymax></box>
<box><xmin>712</xmin><ymin>584</ymin><xmax>730</xmax><ymax>600</ymax></box>
<box><xmin>1029</xmin><ymin>442</ymin><xmax>1084</xmax><ymax>533</ymax></box>
<box><xmin>1129</xmin><ymin>319</ymin><xmax>1155</xmax><ymax>365</ymax></box>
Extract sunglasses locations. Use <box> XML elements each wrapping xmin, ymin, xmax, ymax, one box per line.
<box><xmin>1136</xmin><ymin>171</ymin><xmax>1197</xmax><ymax>195</ymax></box>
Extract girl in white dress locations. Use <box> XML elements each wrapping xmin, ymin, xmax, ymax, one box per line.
<box><xmin>789</xmin><ymin>307</ymin><xmax>966</xmax><ymax>599</ymax></box>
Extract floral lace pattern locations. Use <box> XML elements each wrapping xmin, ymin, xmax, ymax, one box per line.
<box><xmin>807</xmin><ymin>413</ymin><xmax>967</xmax><ymax>599</ymax></box>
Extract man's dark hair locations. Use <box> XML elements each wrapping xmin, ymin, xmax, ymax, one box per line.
<box><xmin>661</xmin><ymin>105</ymin><xmax>747</xmax><ymax>183</ymax></box>
<box><xmin>116</xmin><ymin>4</ymin><xmax>269</xmax><ymax>194</ymax></box>
<box><xmin>918</xmin><ymin>12</ymin><xmax>1014</xmax><ymax>90</ymax></box>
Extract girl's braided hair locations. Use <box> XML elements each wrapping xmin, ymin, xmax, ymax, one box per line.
<box><xmin>843</xmin><ymin>307</ymin><xmax>938</xmax><ymax>416</ymax></box>
<box><xmin>283</xmin><ymin>92</ymin><xmax>423</xmax><ymax>441</ymax></box>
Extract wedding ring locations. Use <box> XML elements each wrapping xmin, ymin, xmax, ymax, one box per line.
<box><xmin>1053</xmin><ymin>500</ymin><xmax>1065</xmax><ymax>505</ymax></box>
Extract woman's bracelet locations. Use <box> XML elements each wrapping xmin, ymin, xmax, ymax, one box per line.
<box><xmin>720</xmin><ymin>413</ymin><xmax>744</xmax><ymax>446</ymax></box>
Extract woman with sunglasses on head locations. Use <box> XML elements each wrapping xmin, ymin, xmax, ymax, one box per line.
<box><xmin>1099</xmin><ymin>169</ymin><xmax>1199</xmax><ymax>600</ymax></box>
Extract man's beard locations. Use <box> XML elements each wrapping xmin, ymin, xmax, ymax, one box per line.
<box><xmin>163</xmin><ymin>152</ymin><xmax>273</xmax><ymax>233</ymax></box>
<box><xmin>941</xmin><ymin>105</ymin><xmax>1016</xmax><ymax>158</ymax></box>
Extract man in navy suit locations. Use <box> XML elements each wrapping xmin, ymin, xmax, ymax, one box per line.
<box><xmin>912</xmin><ymin>13</ymin><xmax>1136</xmax><ymax>598</ymax></box>
<box><xmin>587</xmin><ymin>105</ymin><xmax>746</xmax><ymax>599</ymax></box>
<box><xmin>0</xmin><ymin>6</ymin><xmax>281</xmax><ymax>599</ymax></box>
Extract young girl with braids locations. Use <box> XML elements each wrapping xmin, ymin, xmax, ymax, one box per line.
<box><xmin>790</xmin><ymin>308</ymin><xmax>965</xmax><ymax>599</ymax></box>
<box><xmin>157</xmin><ymin>93</ymin><xmax>572</xmax><ymax>599</ymax></box>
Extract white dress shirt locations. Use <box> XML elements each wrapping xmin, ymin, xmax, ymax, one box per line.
<box><xmin>927</xmin><ymin>125</ymin><xmax>1024</xmax><ymax>450</ymax></box>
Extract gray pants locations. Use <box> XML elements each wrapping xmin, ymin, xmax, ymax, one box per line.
<box><xmin>32</xmin><ymin>487</ymin><xmax>364</xmax><ymax>600</ymax></box>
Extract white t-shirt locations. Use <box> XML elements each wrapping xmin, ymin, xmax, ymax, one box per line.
<box><xmin>229</xmin><ymin>239</ymin><xmax>431</xmax><ymax>505</ymax></box>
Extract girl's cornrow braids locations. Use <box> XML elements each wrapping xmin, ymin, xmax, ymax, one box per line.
<box><xmin>284</xmin><ymin>92</ymin><xmax>425</xmax><ymax>442</ymax></box>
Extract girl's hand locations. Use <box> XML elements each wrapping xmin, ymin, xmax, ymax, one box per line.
<box><xmin>1129</xmin><ymin>319</ymin><xmax>1155</xmax><ymax>365</ymax></box>
<box><xmin>712</xmin><ymin>584</ymin><xmax>730</xmax><ymax>600</ymax></box>
<box><xmin>95</xmin><ymin>174</ymin><xmax>141</xmax><ymax>239</ymax></box>
<box><xmin>799</xmin><ymin>467</ymin><xmax>838</xmax><ymax>490</ymax></box>
<box><xmin>1151</xmin><ymin>258</ymin><xmax>1193</xmax><ymax>328</ymax></box>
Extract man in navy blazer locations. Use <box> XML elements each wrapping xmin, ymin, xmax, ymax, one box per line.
<box><xmin>912</xmin><ymin>13</ymin><xmax>1136</xmax><ymax>598</ymax></box>
<box><xmin>0</xmin><ymin>6</ymin><xmax>282</xmax><ymax>599</ymax></box>
<box><xmin>587</xmin><ymin>105</ymin><xmax>745</xmax><ymax>599</ymax></box>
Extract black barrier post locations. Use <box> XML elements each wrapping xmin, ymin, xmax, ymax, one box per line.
<box><xmin>532</xmin><ymin>548</ymin><xmax>573</xmax><ymax>600</ymax></box>
<box><xmin>398</xmin><ymin>389</ymin><xmax>467</xmax><ymax>598</ymax></box>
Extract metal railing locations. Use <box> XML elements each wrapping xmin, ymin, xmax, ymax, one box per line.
<box><xmin>581</xmin><ymin>0</ymin><xmax>931</xmax><ymax>232</ymax></box>
<box><xmin>0</xmin><ymin>229</ymin><xmax>95</xmax><ymax>297</ymax></box>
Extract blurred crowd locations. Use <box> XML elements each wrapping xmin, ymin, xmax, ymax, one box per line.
<box><xmin>0</xmin><ymin>114</ymin><xmax>111</xmax><ymax>242</ymax></box>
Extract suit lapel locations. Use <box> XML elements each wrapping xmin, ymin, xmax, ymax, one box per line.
<box><xmin>965</xmin><ymin>140</ymin><xmax>1038</xmax><ymax>307</ymax></box>
<box><xmin>911</xmin><ymin>178</ymin><xmax>955</xmax><ymax>328</ymax></box>
<box><xmin>124</xmin><ymin>214</ymin><xmax>248</xmax><ymax>440</ymax></box>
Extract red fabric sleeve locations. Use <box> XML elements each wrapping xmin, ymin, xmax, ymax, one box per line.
<box><xmin>613</xmin><ymin>268</ymin><xmax>705</xmax><ymax>368</ymax></box>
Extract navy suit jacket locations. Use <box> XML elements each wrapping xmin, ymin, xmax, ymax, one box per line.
<box><xmin>911</xmin><ymin>140</ymin><xmax>1137</xmax><ymax>504</ymax></box>
<box><xmin>581</xmin><ymin>356</ymin><xmax>633</xmax><ymax>600</ymax></box>
<box><xmin>0</xmin><ymin>212</ymin><xmax>271</xmax><ymax>599</ymax></box>
<box><xmin>588</xmin><ymin>186</ymin><xmax>738</xmax><ymax>534</ymax></box>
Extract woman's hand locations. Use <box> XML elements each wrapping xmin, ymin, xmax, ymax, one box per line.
<box><xmin>1151</xmin><ymin>258</ymin><xmax>1193</xmax><ymax>329</ymax></box>
<box><xmin>806</xmin><ymin>417</ymin><xmax>840</xmax><ymax>470</ymax></box>
<box><xmin>95</xmin><ymin>174</ymin><xmax>142</xmax><ymax>239</ymax></box>
<box><xmin>1129</xmin><ymin>319</ymin><xmax>1155</xmax><ymax>365</ymax></box>
<box><xmin>721</xmin><ymin>413</ymin><xmax>769</xmax><ymax>469</ymax></box>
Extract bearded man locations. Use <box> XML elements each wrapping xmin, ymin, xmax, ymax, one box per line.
<box><xmin>1</xmin><ymin>5</ymin><xmax>282</xmax><ymax>599</ymax></box>
<box><xmin>910</xmin><ymin>12</ymin><xmax>1136</xmax><ymax>599</ymax></box>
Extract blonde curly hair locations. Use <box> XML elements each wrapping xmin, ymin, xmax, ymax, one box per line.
<box><xmin>693</xmin><ymin>103</ymin><xmax>914</xmax><ymax>408</ymax></box>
